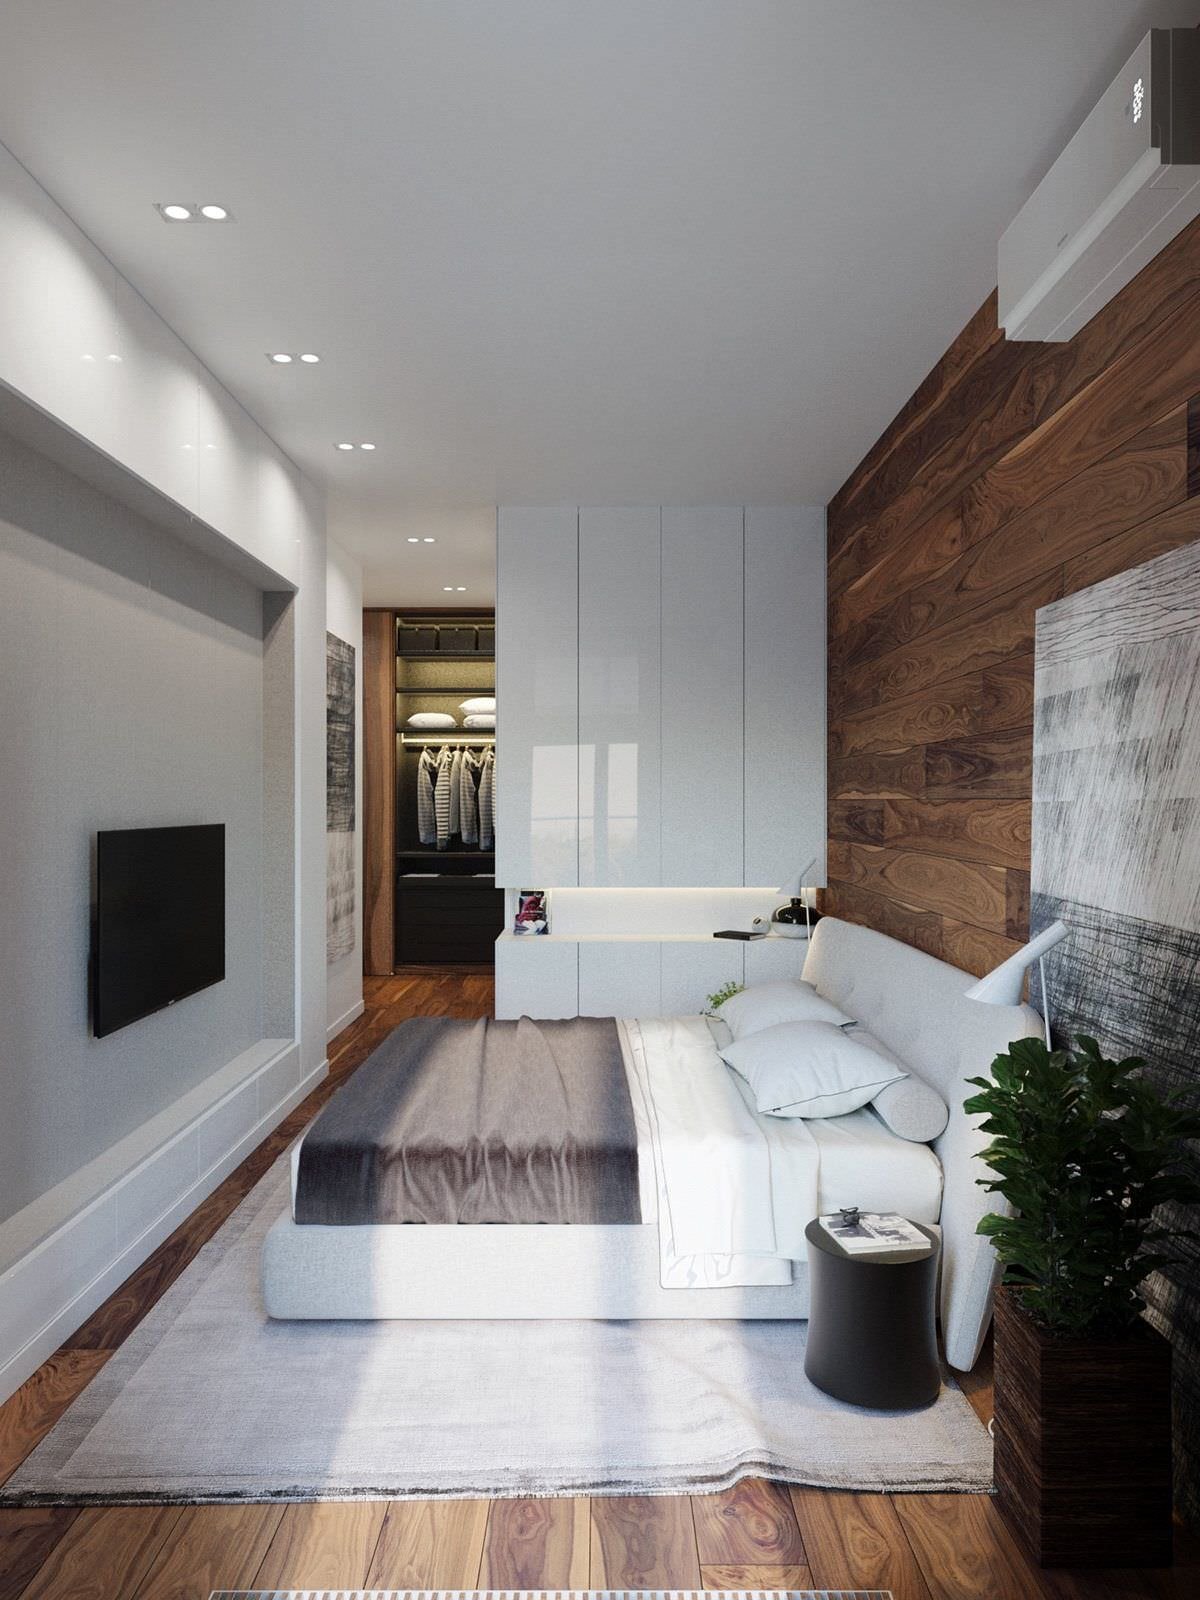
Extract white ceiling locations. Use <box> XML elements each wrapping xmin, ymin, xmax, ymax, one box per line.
<box><xmin>0</xmin><ymin>1</ymin><xmax>1194</xmax><ymax>604</ymax></box>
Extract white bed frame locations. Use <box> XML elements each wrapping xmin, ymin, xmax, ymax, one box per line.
<box><xmin>262</xmin><ymin>917</ymin><xmax>1040</xmax><ymax>1369</ymax></box>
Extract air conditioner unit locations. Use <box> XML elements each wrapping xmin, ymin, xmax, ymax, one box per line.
<box><xmin>999</xmin><ymin>28</ymin><xmax>1200</xmax><ymax>342</ymax></box>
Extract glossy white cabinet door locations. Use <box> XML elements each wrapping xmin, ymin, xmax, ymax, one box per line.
<box><xmin>660</xmin><ymin>940</ymin><xmax>744</xmax><ymax>1018</ymax></box>
<box><xmin>494</xmin><ymin>937</ymin><xmax>579</xmax><ymax>1019</ymax></box>
<box><xmin>496</xmin><ymin>507</ymin><xmax>579</xmax><ymax>887</ymax></box>
<box><xmin>744</xmin><ymin>935</ymin><xmax>808</xmax><ymax>985</ymax></box>
<box><xmin>578</xmin><ymin>941</ymin><xmax>662</xmax><ymax>1017</ymax></box>
<box><xmin>579</xmin><ymin>507</ymin><xmax>662</xmax><ymax>887</ymax></box>
<box><xmin>744</xmin><ymin>506</ymin><xmax>827</xmax><ymax>889</ymax></box>
<box><xmin>661</xmin><ymin>506</ymin><xmax>744</xmax><ymax>885</ymax></box>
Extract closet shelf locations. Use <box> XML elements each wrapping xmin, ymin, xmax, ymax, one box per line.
<box><xmin>397</xmin><ymin>850</ymin><xmax>495</xmax><ymax>860</ymax></box>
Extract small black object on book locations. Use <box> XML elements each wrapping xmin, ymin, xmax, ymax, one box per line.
<box><xmin>714</xmin><ymin>929</ymin><xmax>767</xmax><ymax>940</ymax></box>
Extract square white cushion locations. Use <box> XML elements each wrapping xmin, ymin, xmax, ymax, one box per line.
<box><xmin>459</xmin><ymin>696</ymin><xmax>496</xmax><ymax>713</ymax></box>
<box><xmin>716</xmin><ymin>978</ymin><xmax>853</xmax><ymax>1041</ymax></box>
<box><xmin>719</xmin><ymin>1019</ymin><xmax>907</xmax><ymax>1118</ymax></box>
<box><xmin>405</xmin><ymin>711</ymin><xmax>457</xmax><ymax>729</ymax></box>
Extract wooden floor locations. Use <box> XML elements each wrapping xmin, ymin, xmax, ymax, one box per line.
<box><xmin>2</xmin><ymin>970</ymin><xmax>1198</xmax><ymax>1599</ymax></box>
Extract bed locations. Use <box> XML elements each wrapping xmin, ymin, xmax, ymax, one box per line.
<box><xmin>262</xmin><ymin>916</ymin><xmax>1041</xmax><ymax>1370</ymax></box>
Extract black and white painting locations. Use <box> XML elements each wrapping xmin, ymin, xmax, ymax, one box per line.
<box><xmin>326</xmin><ymin>632</ymin><xmax>356</xmax><ymax>963</ymax></box>
<box><xmin>1032</xmin><ymin>537</ymin><xmax>1200</xmax><ymax>1524</ymax></box>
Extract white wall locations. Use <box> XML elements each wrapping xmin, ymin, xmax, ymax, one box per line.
<box><xmin>325</xmin><ymin>538</ymin><xmax>364</xmax><ymax>1042</ymax></box>
<box><xmin>0</xmin><ymin>429</ymin><xmax>268</xmax><ymax>1219</ymax></box>
<box><xmin>0</xmin><ymin>138</ymin><xmax>329</xmax><ymax>1400</ymax></box>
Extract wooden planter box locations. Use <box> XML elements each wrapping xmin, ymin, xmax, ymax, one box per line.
<box><xmin>992</xmin><ymin>1285</ymin><xmax>1173</xmax><ymax>1567</ymax></box>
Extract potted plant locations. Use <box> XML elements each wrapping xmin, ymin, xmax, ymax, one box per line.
<box><xmin>966</xmin><ymin>1035</ymin><xmax>1200</xmax><ymax>1568</ymax></box>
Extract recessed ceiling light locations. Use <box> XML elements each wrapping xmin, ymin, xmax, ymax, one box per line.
<box><xmin>423</xmin><ymin>537</ymin><xmax>435</xmax><ymax>543</ymax></box>
<box><xmin>106</xmin><ymin>353</ymin><xmax>123</xmax><ymax>363</ymax></box>
<box><xmin>443</xmin><ymin>586</ymin><xmax>454</xmax><ymax>592</ymax></box>
<box><xmin>335</xmin><ymin>442</ymin><xmax>354</xmax><ymax>451</ymax></box>
<box><xmin>407</xmin><ymin>537</ymin><xmax>420</xmax><ymax>543</ymax></box>
<box><xmin>456</xmin><ymin>586</ymin><xmax>466</xmax><ymax>592</ymax></box>
<box><xmin>156</xmin><ymin>202</ymin><xmax>233</xmax><ymax>223</ymax></box>
<box><xmin>299</xmin><ymin>352</ymin><xmax>320</xmax><ymax>363</ymax></box>
<box><xmin>269</xmin><ymin>352</ymin><xmax>293</xmax><ymax>364</ymax></box>
<box><xmin>360</xmin><ymin>442</ymin><xmax>376</xmax><ymax>450</ymax></box>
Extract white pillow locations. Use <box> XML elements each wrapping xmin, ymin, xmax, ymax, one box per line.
<box><xmin>720</xmin><ymin>1020</ymin><xmax>907</xmax><ymax>1119</ymax></box>
<box><xmin>463</xmin><ymin>712</ymin><xmax>495</xmax><ymax>728</ymax></box>
<box><xmin>716</xmin><ymin>979</ymin><xmax>853</xmax><ymax>1041</ymax></box>
<box><xmin>405</xmin><ymin>711</ymin><xmax>457</xmax><ymax>729</ymax></box>
<box><xmin>460</xmin><ymin>697</ymin><xmax>496</xmax><ymax>714</ymax></box>
<box><xmin>853</xmin><ymin>1029</ymin><xmax>949</xmax><ymax>1143</ymax></box>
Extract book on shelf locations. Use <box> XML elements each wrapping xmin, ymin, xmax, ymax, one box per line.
<box><xmin>819</xmin><ymin>1210</ymin><xmax>931</xmax><ymax>1253</ymax></box>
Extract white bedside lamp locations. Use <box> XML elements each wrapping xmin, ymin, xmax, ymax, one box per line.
<box><xmin>964</xmin><ymin>918</ymin><xmax>1071</xmax><ymax>1033</ymax></box>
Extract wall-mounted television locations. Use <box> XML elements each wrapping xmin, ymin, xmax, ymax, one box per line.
<box><xmin>93</xmin><ymin>824</ymin><xmax>225</xmax><ymax>1038</ymax></box>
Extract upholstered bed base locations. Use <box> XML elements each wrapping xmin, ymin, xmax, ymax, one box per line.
<box><xmin>263</xmin><ymin>918</ymin><xmax>1039</xmax><ymax>1368</ymax></box>
<box><xmin>261</xmin><ymin>1213</ymin><xmax>816</xmax><ymax>1320</ymax></box>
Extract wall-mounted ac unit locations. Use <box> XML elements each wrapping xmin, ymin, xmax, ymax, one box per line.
<box><xmin>999</xmin><ymin>29</ymin><xmax>1200</xmax><ymax>342</ymax></box>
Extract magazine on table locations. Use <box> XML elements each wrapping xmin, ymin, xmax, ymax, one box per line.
<box><xmin>819</xmin><ymin>1210</ymin><xmax>931</xmax><ymax>1253</ymax></box>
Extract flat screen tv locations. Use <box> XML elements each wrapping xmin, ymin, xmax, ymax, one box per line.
<box><xmin>93</xmin><ymin>824</ymin><xmax>225</xmax><ymax>1038</ymax></box>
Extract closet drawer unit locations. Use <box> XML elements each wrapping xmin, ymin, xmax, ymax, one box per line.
<box><xmin>438</xmin><ymin>626</ymin><xmax>478</xmax><ymax>653</ymax></box>
<box><xmin>396</xmin><ymin>877</ymin><xmax>504</xmax><ymax>964</ymax></box>
<box><xmin>397</xmin><ymin>625</ymin><xmax>439</xmax><ymax>654</ymax></box>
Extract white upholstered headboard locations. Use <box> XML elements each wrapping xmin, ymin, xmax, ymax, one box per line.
<box><xmin>802</xmin><ymin>916</ymin><xmax>1042</xmax><ymax>1371</ymax></box>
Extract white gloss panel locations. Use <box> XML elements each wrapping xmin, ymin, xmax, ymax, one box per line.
<box><xmin>579</xmin><ymin>507</ymin><xmax>662</xmax><ymax>887</ymax></box>
<box><xmin>578</xmin><ymin>940</ymin><xmax>662</xmax><ymax>1017</ymax></box>
<box><xmin>661</xmin><ymin>506</ymin><xmax>744</xmax><ymax>885</ymax></box>
<box><xmin>744</xmin><ymin>506</ymin><xmax>827</xmax><ymax>889</ymax></box>
<box><xmin>745</xmin><ymin>935</ymin><xmax>808</xmax><ymax>985</ymax></box>
<box><xmin>660</xmin><ymin>939</ymin><xmax>744</xmax><ymax>1016</ymax></box>
<box><xmin>496</xmin><ymin>507</ymin><xmax>579</xmax><ymax>888</ymax></box>
<box><xmin>494</xmin><ymin>934</ymin><xmax>579</xmax><ymax>1019</ymax></box>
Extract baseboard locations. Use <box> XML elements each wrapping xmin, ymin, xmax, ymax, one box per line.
<box><xmin>327</xmin><ymin>996</ymin><xmax>365</xmax><ymax>1044</ymax></box>
<box><xmin>0</xmin><ymin>1042</ymin><xmax>328</xmax><ymax>1406</ymax></box>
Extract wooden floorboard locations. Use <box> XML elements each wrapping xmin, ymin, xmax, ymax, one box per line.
<box><xmin>0</xmin><ymin>965</ymin><xmax>1189</xmax><ymax>1598</ymax></box>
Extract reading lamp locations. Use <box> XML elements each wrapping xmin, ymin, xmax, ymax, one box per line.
<box><xmin>964</xmin><ymin>918</ymin><xmax>1071</xmax><ymax>1034</ymax></box>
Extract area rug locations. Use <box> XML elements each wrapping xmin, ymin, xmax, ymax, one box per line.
<box><xmin>3</xmin><ymin>1149</ymin><xmax>991</xmax><ymax>1503</ymax></box>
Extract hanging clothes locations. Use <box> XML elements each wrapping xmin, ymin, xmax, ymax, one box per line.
<box><xmin>447</xmin><ymin>746</ymin><xmax>464</xmax><ymax>840</ymax></box>
<box><xmin>417</xmin><ymin>746</ymin><xmax>439</xmax><ymax>845</ymax></box>
<box><xmin>478</xmin><ymin>748</ymin><xmax>495</xmax><ymax>851</ymax></box>
<box><xmin>458</xmin><ymin>748</ymin><xmax>481</xmax><ymax>845</ymax></box>
<box><xmin>433</xmin><ymin>745</ymin><xmax>457</xmax><ymax>850</ymax></box>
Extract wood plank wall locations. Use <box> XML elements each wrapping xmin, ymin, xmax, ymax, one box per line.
<box><xmin>825</xmin><ymin>214</ymin><xmax>1200</xmax><ymax>976</ymax></box>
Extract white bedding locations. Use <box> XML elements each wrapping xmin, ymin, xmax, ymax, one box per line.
<box><xmin>289</xmin><ymin>1012</ymin><xmax>942</xmax><ymax>1293</ymax></box>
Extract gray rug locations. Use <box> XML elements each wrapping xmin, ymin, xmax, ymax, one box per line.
<box><xmin>3</xmin><ymin>1150</ymin><xmax>991</xmax><ymax>1503</ymax></box>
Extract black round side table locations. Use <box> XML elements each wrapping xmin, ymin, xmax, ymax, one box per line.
<box><xmin>804</xmin><ymin>1217</ymin><xmax>941</xmax><ymax>1409</ymax></box>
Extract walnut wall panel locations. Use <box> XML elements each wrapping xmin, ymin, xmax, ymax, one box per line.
<box><xmin>826</xmin><ymin>214</ymin><xmax>1200</xmax><ymax>974</ymax></box>
<box><xmin>362</xmin><ymin>609</ymin><xmax>395</xmax><ymax>975</ymax></box>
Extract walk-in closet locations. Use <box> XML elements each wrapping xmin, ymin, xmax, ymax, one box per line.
<box><xmin>363</xmin><ymin>610</ymin><xmax>502</xmax><ymax>972</ymax></box>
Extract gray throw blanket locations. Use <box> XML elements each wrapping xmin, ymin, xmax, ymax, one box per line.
<box><xmin>295</xmin><ymin>1016</ymin><xmax>641</xmax><ymax>1225</ymax></box>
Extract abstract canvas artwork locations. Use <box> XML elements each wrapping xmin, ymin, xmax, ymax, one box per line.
<box><xmin>326</xmin><ymin>632</ymin><xmax>356</xmax><ymax>963</ymax></box>
<box><xmin>1032</xmin><ymin>537</ymin><xmax>1200</xmax><ymax>1524</ymax></box>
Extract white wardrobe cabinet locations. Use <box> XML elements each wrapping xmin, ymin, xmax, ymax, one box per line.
<box><xmin>660</xmin><ymin>939</ymin><xmax>744</xmax><ymax>1015</ymax></box>
<box><xmin>744</xmin><ymin>936</ymin><xmax>807</xmax><ymax>984</ymax></box>
<box><xmin>494</xmin><ymin>935</ymin><xmax>579</xmax><ymax>1020</ymax></box>
<box><xmin>578</xmin><ymin>940</ymin><xmax>661</xmax><ymax>1017</ymax></box>
<box><xmin>744</xmin><ymin>506</ymin><xmax>827</xmax><ymax>888</ymax></box>
<box><xmin>496</xmin><ymin>507</ymin><xmax>579</xmax><ymax>888</ymax></box>
<box><xmin>578</xmin><ymin>507</ymin><xmax>662</xmax><ymax>888</ymax></box>
<box><xmin>660</xmin><ymin>506</ymin><xmax>744</xmax><ymax>886</ymax></box>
